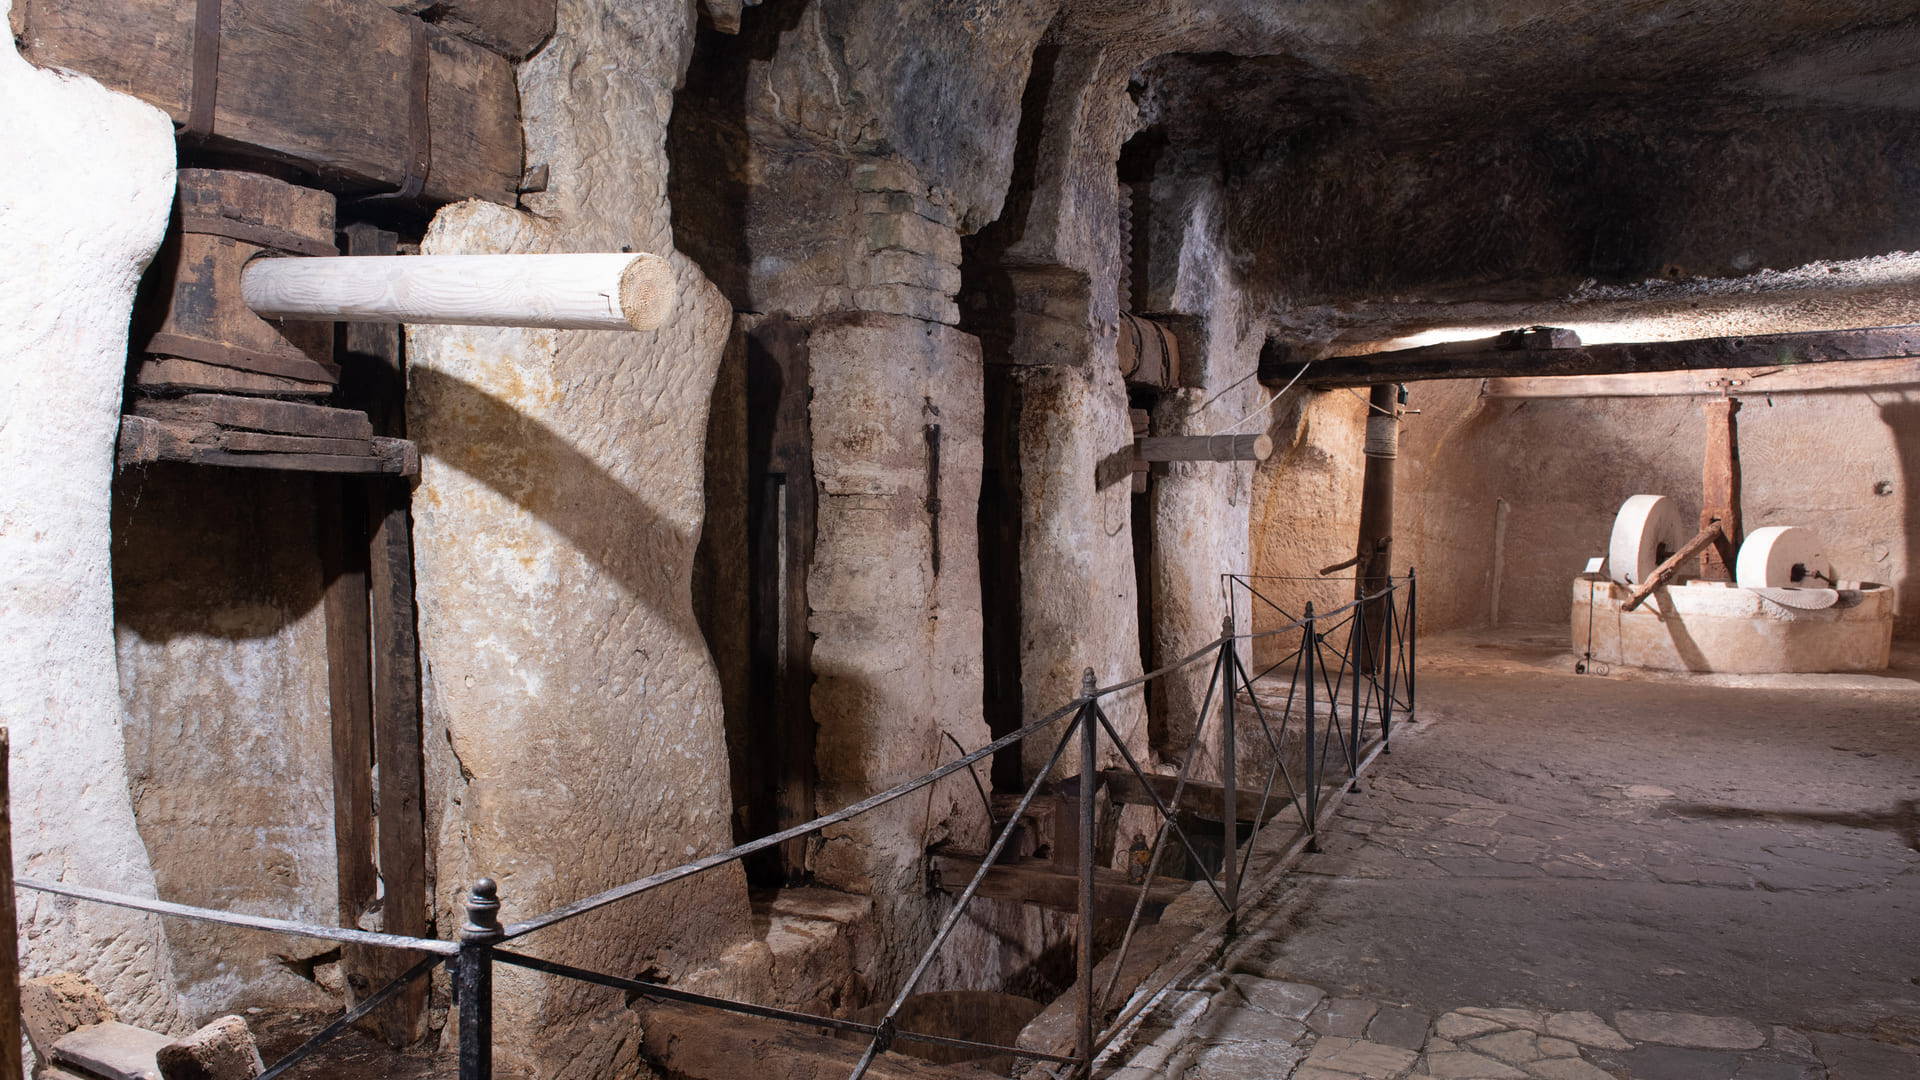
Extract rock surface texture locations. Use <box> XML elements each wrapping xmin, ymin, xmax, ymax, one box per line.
<box><xmin>406</xmin><ymin>1</ymin><xmax>749</xmax><ymax>1075</ymax></box>
<box><xmin>0</xmin><ymin>0</ymin><xmax>185</xmax><ymax>1031</ymax></box>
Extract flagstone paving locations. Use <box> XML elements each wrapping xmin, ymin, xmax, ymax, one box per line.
<box><xmin>1091</xmin><ymin>629</ymin><xmax>1920</xmax><ymax>1080</ymax></box>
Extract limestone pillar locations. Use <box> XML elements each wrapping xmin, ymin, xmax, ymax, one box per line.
<box><xmin>405</xmin><ymin>2</ymin><xmax>752</xmax><ymax>1075</ymax></box>
<box><xmin>804</xmin><ymin>312</ymin><xmax>993</xmax><ymax>992</ymax></box>
<box><xmin>0</xmin><ymin>5</ymin><xmax>186</xmax><ymax>1029</ymax></box>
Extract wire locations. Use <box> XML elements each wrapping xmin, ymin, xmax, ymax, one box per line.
<box><xmin>1210</xmin><ymin>360</ymin><xmax>1314</xmax><ymax>436</ymax></box>
<box><xmin>1345</xmin><ymin>385</ymin><xmax>1397</xmax><ymax>416</ymax></box>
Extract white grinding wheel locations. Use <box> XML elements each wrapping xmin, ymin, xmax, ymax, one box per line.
<box><xmin>1736</xmin><ymin>526</ymin><xmax>1829</xmax><ymax>589</ymax></box>
<box><xmin>1608</xmin><ymin>495</ymin><xmax>1689</xmax><ymax>586</ymax></box>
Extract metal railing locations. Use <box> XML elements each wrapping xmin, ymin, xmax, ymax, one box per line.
<box><xmin>17</xmin><ymin>570</ymin><xmax>1416</xmax><ymax>1080</ymax></box>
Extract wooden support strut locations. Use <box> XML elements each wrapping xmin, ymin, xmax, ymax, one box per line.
<box><xmin>1621</xmin><ymin>522</ymin><xmax>1725</xmax><ymax>612</ymax></box>
<box><xmin>240</xmin><ymin>253</ymin><xmax>678</xmax><ymax>331</ymax></box>
<box><xmin>1292</xmin><ymin>324</ymin><xmax>1920</xmax><ymax>388</ymax></box>
<box><xmin>1134</xmin><ymin>434</ymin><xmax>1273</xmax><ymax>462</ymax></box>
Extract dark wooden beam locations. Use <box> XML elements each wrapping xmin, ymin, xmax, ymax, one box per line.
<box><xmin>928</xmin><ymin>854</ymin><xmax>1188</xmax><ymax>917</ymax></box>
<box><xmin>0</xmin><ymin>732</ymin><xmax>21</xmax><ymax>1080</ymax></box>
<box><xmin>117</xmin><ymin>415</ymin><xmax>418</xmax><ymax>475</ymax></box>
<box><xmin>319</xmin><ymin>479</ymin><xmax>379</xmax><ymax>951</ymax></box>
<box><xmin>1292</xmin><ymin>325</ymin><xmax>1920</xmax><ymax>388</ymax></box>
<box><xmin>1097</xmin><ymin>769</ymin><xmax>1288</xmax><ymax>824</ymax></box>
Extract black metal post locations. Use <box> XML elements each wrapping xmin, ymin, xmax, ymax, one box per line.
<box><xmin>1407</xmin><ymin>568</ymin><xmax>1417</xmax><ymax>721</ymax></box>
<box><xmin>458</xmin><ymin>878</ymin><xmax>502</xmax><ymax>1080</ymax></box>
<box><xmin>1219</xmin><ymin>617</ymin><xmax>1238</xmax><ymax>930</ymax></box>
<box><xmin>1349</xmin><ymin>599</ymin><xmax>1364</xmax><ymax>790</ymax></box>
<box><xmin>1076</xmin><ymin>670</ymin><xmax>1098</xmax><ymax>1079</ymax></box>
<box><xmin>1380</xmin><ymin>580</ymin><xmax>1395</xmax><ymax>753</ymax></box>
<box><xmin>1302</xmin><ymin>602</ymin><xmax>1319</xmax><ymax>851</ymax></box>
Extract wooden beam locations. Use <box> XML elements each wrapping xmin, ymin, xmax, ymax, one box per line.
<box><xmin>1700</xmin><ymin>399</ymin><xmax>1742</xmax><ymax>581</ymax></box>
<box><xmin>1621</xmin><ymin>523</ymin><xmax>1724</xmax><ymax>612</ymax></box>
<box><xmin>1097</xmin><ymin>769</ymin><xmax>1286</xmax><ymax>824</ymax></box>
<box><xmin>1482</xmin><ymin>356</ymin><xmax>1920</xmax><ymax>398</ymax></box>
<box><xmin>1297</xmin><ymin>325</ymin><xmax>1920</xmax><ymax>388</ymax></box>
<box><xmin>928</xmin><ymin>854</ymin><xmax>1188</xmax><ymax>917</ymax></box>
<box><xmin>1134</xmin><ymin>434</ymin><xmax>1273</xmax><ymax>462</ymax></box>
<box><xmin>116</xmin><ymin>415</ymin><xmax>418</xmax><ymax>475</ymax></box>
<box><xmin>389</xmin><ymin>0</ymin><xmax>556</xmax><ymax>61</ymax></box>
<box><xmin>241</xmin><ymin>253</ymin><xmax>677</xmax><ymax>331</ymax></box>
<box><xmin>12</xmin><ymin>0</ymin><xmax>521</xmax><ymax>205</ymax></box>
<box><xmin>133</xmin><ymin>395</ymin><xmax>375</xmax><ymax>440</ymax></box>
<box><xmin>319</xmin><ymin>481</ymin><xmax>380</xmax><ymax>952</ymax></box>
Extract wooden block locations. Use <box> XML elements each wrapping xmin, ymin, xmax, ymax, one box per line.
<box><xmin>388</xmin><ymin>0</ymin><xmax>555</xmax><ymax>61</ymax></box>
<box><xmin>1099</xmin><ymin>768</ymin><xmax>1286</xmax><ymax>824</ymax></box>
<box><xmin>132</xmin><ymin>357</ymin><xmax>333</xmax><ymax>398</ymax></box>
<box><xmin>12</xmin><ymin>0</ymin><xmax>520</xmax><ymax>205</ymax></box>
<box><xmin>139</xmin><ymin>170</ymin><xmax>338</xmax><ymax>387</ymax></box>
<box><xmin>134</xmin><ymin>395</ymin><xmax>375</xmax><ymax>440</ymax></box>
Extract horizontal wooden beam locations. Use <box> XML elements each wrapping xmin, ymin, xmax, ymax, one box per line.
<box><xmin>241</xmin><ymin>254</ymin><xmax>677</xmax><ymax>331</ymax></box>
<box><xmin>133</xmin><ymin>394</ymin><xmax>374</xmax><ymax>440</ymax></box>
<box><xmin>1292</xmin><ymin>325</ymin><xmax>1920</xmax><ymax>388</ymax></box>
<box><xmin>118</xmin><ymin>415</ymin><xmax>417</xmax><ymax>475</ymax></box>
<box><xmin>1098</xmin><ymin>769</ymin><xmax>1287</xmax><ymax>824</ymax></box>
<box><xmin>1135</xmin><ymin>434</ymin><xmax>1273</xmax><ymax>462</ymax></box>
<box><xmin>1484</xmin><ymin>356</ymin><xmax>1920</xmax><ymax>398</ymax></box>
<box><xmin>928</xmin><ymin>854</ymin><xmax>1188</xmax><ymax>917</ymax></box>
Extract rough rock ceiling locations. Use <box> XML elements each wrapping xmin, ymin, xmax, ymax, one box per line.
<box><xmin>1101</xmin><ymin>1</ymin><xmax>1920</xmax><ymax>339</ymax></box>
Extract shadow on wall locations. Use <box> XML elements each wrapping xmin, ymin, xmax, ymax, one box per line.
<box><xmin>1881</xmin><ymin>397</ymin><xmax>1920</xmax><ymax>636</ymax></box>
<box><xmin>407</xmin><ymin>366</ymin><xmax>698</xmax><ymax>620</ymax></box>
<box><xmin>112</xmin><ymin>463</ymin><xmax>325</xmax><ymax>641</ymax></box>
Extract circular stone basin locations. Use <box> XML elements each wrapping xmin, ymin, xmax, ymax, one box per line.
<box><xmin>842</xmin><ymin>990</ymin><xmax>1045</xmax><ymax>1070</ymax></box>
<box><xmin>1571</xmin><ymin>576</ymin><xmax>1894</xmax><ymax>673</ymax></box>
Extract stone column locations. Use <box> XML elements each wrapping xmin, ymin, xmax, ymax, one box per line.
<box><xmin>405</xmin><ymin>3</ymin><xmax>753</xmax><ymax>1075</ymax></box>
<box><xmin>0</xmin><ymin>7</ymin><xmax>186</xmax><ymax>1030</ymax></box>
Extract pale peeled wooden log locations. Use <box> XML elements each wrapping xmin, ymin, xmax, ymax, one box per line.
<box><xmin>241</xmin><ymin>254</ymin><xmax>676</xmax><ymax>331</ymax></box>
<box><xmin>1134</xmin><ymin>434</ymin><xmax>1273</xmax><ymax>462</ymax></box>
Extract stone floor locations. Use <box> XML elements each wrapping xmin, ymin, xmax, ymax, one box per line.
<box><xmin>1097</xmin><ymin>626</ymin><xmax>1920</xmax><ymax>1080</ymax></box>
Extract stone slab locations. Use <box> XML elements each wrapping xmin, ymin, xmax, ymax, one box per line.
<box><xmin>1309</xmin><ymin>997</ymin><xmax>1382</xmax><ymax>1038</ymax></box>
<box><xmin>1422</xmin><ymin>1050</ymin><xmax>1528</xmax><ymax>1078</ymax></box>
<box><xmin>1526</xmin><ymin>1058</ymin><xmax>1616</xmax><ymax>1080</ymax></box>
<box><xmin>1615</xmin><ymin>1010</ymin><xmax>1766</xmax><ymax>1049</ymax></box>
<box><xmin>1366</xmin><ymin>1005</ymin><xmax>1432</xmax><ymax>1050</ymax></box>
<box><xmin>1304</xmin><ymin>1036</ymin><xmax>1420</xmax><ymax>1076</ymax></box>
<box><xmin>1436</xmin><ymin>1012</ymin><xmax>1509</xmax><ymax>1040</ymax></box>
<box><xmin>1227</xmin><ymin>975</ymin><xmax>1326</xmax><ymax>1019</ymax></box>
<box><xmin>1601</xmin><ymin>1043</ymin><xmax>1742</xmax><ymax>1080</ymax></box>
<box><xmin>156</xmin><ymin>1015</ymin><xmax>265</xmax><ymax>1080</ymax></box>
<box><xmin>53</xmin><ymin>1021</ymin><xmax>174</xmax><ymax>1080</ymax></box>
<box><xmin>1543</xmin><ymin>1011</ymin><xmax>1632</xmax><ymax>1051</ymax></box>
<box><xmin>1186</xmin><ymin>1039</ymin><xmax>1309</xmax><ymax>1080</ymax></box>
<box><xmin>1809</xmin><ymin>1032</ymin><xmax>1920</xmax><ymax>1080</ymax></box>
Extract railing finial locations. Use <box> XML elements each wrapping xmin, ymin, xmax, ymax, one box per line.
<box><xmin>1081</xmin><ymin>668</ymin><xmax>1097</xmax><ymax>697</ymax></box>
<box><xmin>463</xmin><ymin>878</ymin><xmax>503</xmax><ymax>942</ymax></box>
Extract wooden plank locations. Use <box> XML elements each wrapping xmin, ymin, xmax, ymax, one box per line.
<box><xmin>362</xmin><ymin>478</ymin><xmax>430</xmax><ymax>1045</ymax></box>
<box><xmin>1700</xmin><ymin>399</ymin><xmax>1742</xmax><ymax>581</ymax></box>
<box><xmin>929</xmin><ymin>855</ymin><xmax>1188</xmax><ymax>918</ymax></box>
<box><xmin>134</xmin><ymin>395</ymin><xmax>375</xmax><ymax>440</ymax></box>
<box><xmin>221</xmin><ymin>431</ymin><xmax>376</xmax><ymax>455</ymax></box>
<box><xmin>0</xmin><ymin>731</ymin><xmax>20</xmax><ymax>1080</ymax></box>
<box><xmin>1297</xmin><ymin>325</ymin><xmax>1920</xmax><ymax>388</ymax></box>
<box><xmin>133</xmin><ymin>356</ymin><xmax>334</xmax><ymax>398</ymax></box>
<box><xmin>116</xmin><ymin>416</ymin><xmax>416</xmax><ymax>474</ymax></box>
<box><xmin>1482</xmin><ymin>356</ymin><xmax>1920</xmax><ymax>398</ymax></box>
<box><xmin>1098</xmin><ymin>769</ymin><xmax>1286</xmax><ymax>824</ymax></box>
<box><xmin>12</xmin><ymin>0</ymin><xmax>521</xmax><ymax>205</ymax></box>
<box><xmin>319</xmin><ymin>480</ymin><xmax>380</xmax><ymax>952</ymax></box>
<box><xmin>387</xmin><ymin>0</ymin><xmax>556</xmax><ymax>60</ymax></box>
<box><xmin>1622</xmin><ymin>523</ymin><xmax>1724</xmax><ymax>612</ymax></box>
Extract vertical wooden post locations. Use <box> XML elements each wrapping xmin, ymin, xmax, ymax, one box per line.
<box><xmin>1700</xmin><ymin>397</ymin><xmax>1743</xmax><ymax>580</ymax></box>
<box><xmin>343</xmin><ymin>223</ymin><xmax>431</xmax><ymax>1045</ymax></box>
<box><xmin>1355</xmin><ymin>384</ymin><xmax>1398</xmax><ymax>674</ymax></box>
<box><xmin>0</xmin><ymin>729</ymin><xmax>22</xmax><ymax>1080</ymax></box>
<box><xmin>320</xmin><ymin>480</ymin><xmax>379</xmax><ymax>936</ymax></box>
